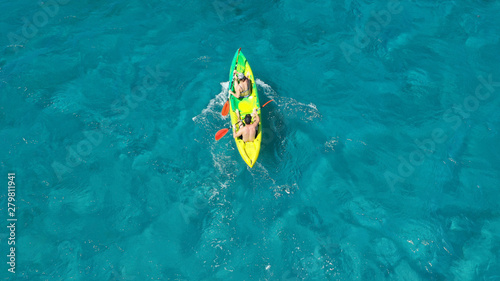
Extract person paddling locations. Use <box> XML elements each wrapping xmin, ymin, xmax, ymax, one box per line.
<box><xmin>233</xmin><ymin>108</ymin><xmax>260</xmax><ymax>142</ymax></box>
<box><xmin>229</xmin><ymin>70</ymin><xmax>252</xmax><ymax>98</ymax></box>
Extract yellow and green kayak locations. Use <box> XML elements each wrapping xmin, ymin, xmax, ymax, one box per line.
<box><xmin>228</xmin><ymin>49</ymin><xmax>261</xmax><ymax>168</ymax></box>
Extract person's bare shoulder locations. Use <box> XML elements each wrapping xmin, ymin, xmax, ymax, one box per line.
<box><xmin>248</xmin><ymin>121</ymin><xmax>258</xmax><ymax>129</ymax></box>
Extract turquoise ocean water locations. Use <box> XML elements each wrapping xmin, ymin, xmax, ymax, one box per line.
<box><xmin>1</xmin><ymin>0</ymin><xmax>500</xmax><ymax>280</ymax></box>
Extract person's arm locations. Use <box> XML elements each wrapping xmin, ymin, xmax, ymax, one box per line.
<box><xmin>250</xmin><ymin>108</ymin><xmax>260</xmax><ymax>128</ymax></box>
<box><xmin>232</xmin><ymin>110</ymin><xmax>243</xmax><ymax>138</ymax></box>
<box><xmin>229</xmin><ymin>89</ymin><xmax>240</xmax><ymax>98</ymax></box>
<box><xmin>233</xmin><ymin>124</ymin><xmax>243</xmax><ymax>138</ymax></box>
<box><xmin>235</xmin><ymin>109</ymin><xmax>244</xmax><ymax>128</ymax></box>
<box><xmin>229</xmin><ymin>78</ymin><xmax>241</xmax><ymax>98</ymax></box>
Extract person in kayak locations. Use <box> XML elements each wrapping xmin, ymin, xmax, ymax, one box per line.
<box><xmin>233</xmin><ymin>108</ymin><xmax>260</xmax><ymax>142</ymax></box>
<box><xmin>229</xmin><ymin>71</ymin><xmax>252</xmax><ymax>98</ymax></box>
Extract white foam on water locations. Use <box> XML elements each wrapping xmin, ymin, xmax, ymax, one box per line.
<box><xmin>256</xmin><ymin>79</ymin><xmax>278</xmax><ymax>99</ymax></box>
<box><xmin>192</xmin><ymin>81</ymin><xmax>229</xmax><ymax>123</ymax></box>
<box><xmin>256</xmin><ymin>78</ymin><xmax>321</xmax><ymax>122</ymax></box>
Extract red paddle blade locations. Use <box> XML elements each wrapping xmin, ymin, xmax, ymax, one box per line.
<box><xmin>262</xmin><ymin>99</ymin><xmax>274</xmax><ymax>108</ymax></box>
<box><xmin>215</xmin><ymin>128</ymin><xmax>230</xmax><ymax>141</ymax></box>
<box><xmin>221</xmin><ymin>100</ymin><xmax>229</xmax><ymax>116</ymax></box>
